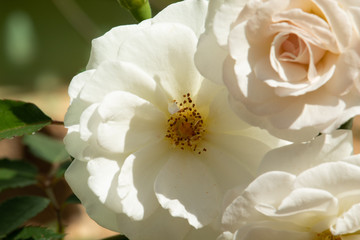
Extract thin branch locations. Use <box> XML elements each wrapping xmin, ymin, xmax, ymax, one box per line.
<box><xmin>51</xmin><ymin>120</ymin><xmax>64</xmax><ymax>126</ymax></box>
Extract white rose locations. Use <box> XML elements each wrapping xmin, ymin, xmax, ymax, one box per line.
<box><xmin>196</xmin><ymin>0</ymin><xmax>360</xmax><ymax>142</ymax></box>
<box><xmin>64</xmin><ymin>0</ymin><xmax>284</xmax><ymax>239</ymax></box>
<box><xmin>219</xmin><ymin>130</ymin><xmax>360</xmax><ymax>239</ymax></box>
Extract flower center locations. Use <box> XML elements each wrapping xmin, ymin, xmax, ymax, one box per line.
<box><xmin>314</xmin><ymin>230</ymin><xmax>341</xmax><ymax>240</ymax></box>
<box><xmin>165</xmin><ymin>93</ymin><xmax>206</xmax><ymax>154</ymax></box>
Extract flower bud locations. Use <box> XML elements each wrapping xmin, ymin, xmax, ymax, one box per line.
<box><xmin>118</xmin><ymin>0</ymin><xmax>152</xmax><ymax>22</ymax></box>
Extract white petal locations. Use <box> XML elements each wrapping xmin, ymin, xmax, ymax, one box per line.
<box><xmin>65</xmin><ymin>159</ymin><xmax>120</xmax><ymax>231</ymax></box>
<box><xmin>80</xmin><ymin>61</ymin><xmax>168</xmax><ymax>112</ymax></box>
<box><xmin>87</xmin><ymin>158</ymin><xmax>123</xmax><ymax>213</ymax></box>
<box><xmin>116</xmin><ymin>140</ymin><xmax>170</xmax><ymax>220</ymax></box>
<box><xmin>313</xmin><ymin>0</ymin><xmax>352</xmax><ymax>50</ymax></box>
<box><xmin>296</xmin><ymin>162</ymin><xmax>360</xmax><ymax>196</ymax></box>
<box><xmin>184</xmin><ymin>225</ymin><xmax>221</xmax><ymax>240</ymax></box>
<box><xmin>155</xmin><ymin>151</ymin><xmax>221</xmax><ymax>229</ymax></box>
<box><xmin>68</xmin><ymin>70</ymin><xmax>95</xmax><ymax>102</ymax></box>
<box><xmin>96</xmin><ymin>91</ymin><xmax>166</xmax><ymax>153</ymax></box>
<box><xmin>331</xmin><ymin>203</ymin><xmax>360</xmax><ymax>235</ymax></box>
<box><xmin>117</xmin><ymin>206</ymin><xmax>191</xmax><ymax>240</ymax></box>
<box><xmin>195</xmin><ymin>31</ymin><xmax>228</xmax><ymax>84</ymax></box>
<box><xmin>258</xmin><ymin>130</ymin><xmax>353</xmax><ymax>175</ymax></box>
<box><xmin>256</xmin><ymin>188</ymin><xmax>338</xmax><ymax>227</ymax></box>
<box><xmin>152</xmin><ymin>0</ymin><xmax>208</xmax><ymax>37</ymax></box>
<box><xmin>86</xmin><ymin>24</ymin><xmax>148</xmax><ymax>69</ymax></box>
<box><xmin>117</xmin><ymin>23</ymin><xmax>203</xmax><ymax>101</ymax></box>
<box><xmin>234</xmin><ymin>224</ymin><xmax>313</xmax><ymax>240</ymax></box>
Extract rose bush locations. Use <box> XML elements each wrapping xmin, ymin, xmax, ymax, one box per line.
<box><xmin>64</xmin><ymin>0</ymin><xmax>284</xmax><ymax>239</ymax></box>
<box><xmin>218</xmin><ymin>130</ymin><xmax>360</xmax><ymax>240</ymax></box>
<box><xmin>196</xmin><ymin>0</ymin><xmax>360</xmax><ymax>142</ymax></box>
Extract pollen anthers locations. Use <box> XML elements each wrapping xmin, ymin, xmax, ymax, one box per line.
<box><xmin>166</xmin><ymin>93</ymin><xmax>206</xmax><ymax>154</ymax></box>
<box><xmin>315</xmin><ymin>230</ymin><xmax>341</xmax><ymax>240</ymax></box>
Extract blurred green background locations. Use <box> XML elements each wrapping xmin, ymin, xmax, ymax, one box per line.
<box><xmin>0</xmin><ymin>0</ymin><xmax>178</xmax><ymax>92</ymax></box>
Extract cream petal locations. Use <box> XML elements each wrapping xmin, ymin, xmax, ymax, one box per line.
<box><xmin>86</xmin><ymin>24</ymin><xmax>148</xmax><ymax>69</ymax></box>
<box><xmin>65</xmin><ymin>159</ymin><xmax>120</xmax><ymax>232</ymax></box>
<box><xmin>117</xmin><ymin>206</ymin><xmax>191</xmax><ymax>240</ymax></box>
<box><xmin>96</xmin><ymin>91</ymin><xmax>166</xmax><ymax>153</ymax></box>
<box><xmin>204</xmin><ymin>132</ymin><xmax>271</xmax><ymax>174</ymax></box>
<box><xmin>258</xmin><ymin>130</ymin><xmax>353</xmax><ymax>175</ymax></box>
<box><xmin>234</xmin><ymin>224</ymin><xmax>313</xmax><ymax>240</ymax></box>
<box><xmin>256</xmin><ymin>188</ymin><xmax>338</xmax><ymax>227</ymax></box>
<box><xmin>152</xmin><ymin>0</ymin><xmax>208</xmax><ymax>37</ymax></box>
<box><xmin>80</xmin><ymin>61</ymin><xmax>168</xmax><ymax>112</ymax></box>
<box><xmin>212</xmin><ymin>0</ymin><xmax>249</xmax><ymax>46</ymax></box>
<box><xmin>68</xmin><ymin>69</ymin><xmax>95</xmax><ymax>102</ymax></box>
<box><xmin>331</xmin><ymin>203</ymin><xmax>360</xmax><ymax>235</ymax></box>
<box><xmin>184</xmin><ymin>225</ymin><xmax>221</xmax><ymax>240</ymax></box>
<box><xmin>116</xmin><ymin>140</ymin><xmax>170</xmax><ymax>221</ymax></box>
<box><xmin>87</xmin><ymin>158</ymin><xmax>123</xmax><ymax>213</ymax></box>
<box><xmin>117</xmin><ymin>23</ymin><xmax>203</xmax><ymax>101</ymax></box>
<box><xmin>202</xmin><ymin>141</ymin><xmax>254</xmax><ymax>194</ymax></box>
<box><xmin>295</xmin><ymin>162</ymin><xmax>360</xmax><ymax>196</ymax></box>
<box><xmin>313</xmin><ymin>0</ymin><xmax>352</xmax><ymax>51</ymax></box>
<box><xmin>195</xmin><ymin>31</ymin><xmax>228</xmax><ymax>84</ymax></box>
<box><xmin>155</xmin><ymin>151</ymin><xmax>221</xmax><ymax>229</ymax></box>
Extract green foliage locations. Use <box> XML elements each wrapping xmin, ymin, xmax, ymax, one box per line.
<box><xmin>0</xmin><ymin>100</ymin><xmax>51</xmax><ymax>140</ymax></box>
<box><xmin>338</xmin><ymin>118</ymin><xmax>354</xmax><ymax>130</ymax></box>
<box><xmin>102</xmin><ymin>235</ymin><xmax>129</xmax><ymax>240</ymax></box>
<box><xmin>65</xmin><ymin>193</ymin><xmax>81</xmax><ymax>205</ymax></box>
<box><xmin>10</xmin><ymin>226</ymin><xmax>64</xmax><ymax>240</ymax></box>
<box><xmin>54</xmin><ymin>160</ymin><xmax>72</xmax><ymax>178</ymax></box>
<box><xmin>23</xmin><ymin>133</ymin><xmax>69</xmax><ymax>164</ymax></box>
<box><xmin>0</xmin><ymin>159</ymin><xmax>38</xmax><ymax>192</ymax></box>
<box><xmin>0</xmin><ymin>196</ymin><xmax>50</xmax><ymax>236</ymax></box>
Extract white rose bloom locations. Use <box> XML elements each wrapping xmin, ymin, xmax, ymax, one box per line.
<box><xmin>64</xmin><ymin>0</ymin><xmax>283</xmax><ymax>239</ymax></box>
<box><xmin>196</xmin><ymin>0</ymin><xmax>360</xmax><ymax>142</ymax></box>
<box><xmin>219</xmin><ymin>130</ymin><xmax>360</xmax><ymax>240</ymax></box>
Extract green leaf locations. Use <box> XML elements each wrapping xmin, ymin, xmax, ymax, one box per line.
<box><xmin>13</xmin><ymin>226</ymin><xmax>64</xmax><ymax>240</ymax></box>
<box><xmin>23</xmin><ymin>133</ymin><xmax>69</xmax><ymax>163</ymax></box>
<box><xmin>338</xmin><ymin>118</ymin><xmax>353</xmax><ymax>130</ymax></box>
<box><xmin>0</xmin><ymin>196</ymin><xmax>50</xmax><ymax>236</ymax></box>
<box><xmin>54</xmin><ymin>160</ymin><xmax>71</xmax><ymax>178</ymax></box>
<box><xmin>102</xmin><ymin>235</ymin><xmax>129</xmax><ymax>240</ymax></box>
<box><xmin>0</xmin><ymin>159</ymin><xmax>38</xmax><ymax>192</ymax></box>
<box><xmin>0</xmin><ymin>100</ymin><xmax>52</xmax><ymax>140</ymax></box>
<box><xmin>65</xmin><ymin>193</ymin><xmax>81</xmax><ymax>205</ymax></box>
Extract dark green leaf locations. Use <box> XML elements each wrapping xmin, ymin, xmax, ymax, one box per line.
<box><xmin>338</xmin><ymin>118</ymin><xmax>353</xmax><ymax>130</ymax></box>
<box><xmin>54</xmin><ymin>160</ymin><xmax>71</xmax><ymax>178</ymax></box>
<box><xmin>13</xmin><ymin>226</ymin><xmax>64</xmax><ymax>240</ymax></box>
<box><xmin>0</xmin><ymin>159</ymin><xmax>38</xmax><ymax>192</ymax></box>
<box><xmin>23</xmin><ymin>133</ymin><xmax>69</xmax><ymax>163</ymax></box>
<box><xmin>0</xmin><ymin>196</ymin><xmax>50</xmax><ymax>236</ymax></box>
<box><xmin>65</xmin><ymin>193</ymin><xmax>81</xmax><ymax>205</ymax></box>
<box><xmin>102</xmin><ymin>235</ymin><xmax>129</xmax><ymax>240</ymax></box>
<box><xmin>0</xmin><ymin>100</ymin><xmax>51</xmax><ymax>139</ymax></box>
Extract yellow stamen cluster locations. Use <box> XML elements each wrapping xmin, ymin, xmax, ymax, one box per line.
<box><xmin>315</xmin><ymin>230</ymin><xmax>341</xmax><ymax>240</ymax></box>
<box><xmin>165</xmin><ymin>93</ymin><xmax>206</xmax><ymax>154</ymax></box>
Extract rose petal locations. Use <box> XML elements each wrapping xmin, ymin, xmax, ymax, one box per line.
<box><xmin>296</xmin><ymin>162</ymin><xmax>360</xmax><ymax>196</ymax></box>
<box><xmin>117</xmin><ymin>206</ymin><xmax>191</xmax><ymax>240</ymax></box>
<box><xmin>152</xmin><ymin>0</ymin><xmax>208</xmax><ymax>37</ymax></box>
<box><xmin>116</xmin><ymin>140</ymin><xmax>170</xmax><ymax>220</ymax></box>
<box><xmin>258</xmin><ymin>130</ymin><xmax>353</xmax><ymax>175</ymax></box>
<box><xmin>80</xmin><ymin>61</ymin><xmax>168</xmax><ymax>112</ymax></box>
<box><xmin>331</xmin><ymin>203</ymin><xmax>360</xmax><ymax>235</ymax></box>
<box><xmin>117</xmin><ymin>23</ymin><xmax>203</xmax><ymax>101</ymax></box>
<box><xmin>65</xmin><ymin>159</ymin><xmax>120</xmax><ymax>231</ymax></box>
<box><xmin>96</xmin><ymin>91</ymin><xmax>166</xmax><ymax>153</ymax></box>
<box><xmin>155</xmin><ymin>151</ymin><xmax>221</xmax><ymax>228</ymax></box>
<box><xmin>87</xmin><ymin>158</ymin><xmax>123</xmax><ymax>212</ymax></box>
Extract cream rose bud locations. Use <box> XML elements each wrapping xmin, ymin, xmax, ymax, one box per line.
<box><xmin>64</xmin><ymin>0</ymin><xmax>284</xmax><ymax>239</ymax></box>
<box><xmin>219</xmin><ymin>130</ymin><xmax>360</xmax><ymax>240</ymax></box>
<box><xmin>196</xmin><ymin>0</ymin><xmax>360</xmax><ymax>142</ymax></box>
